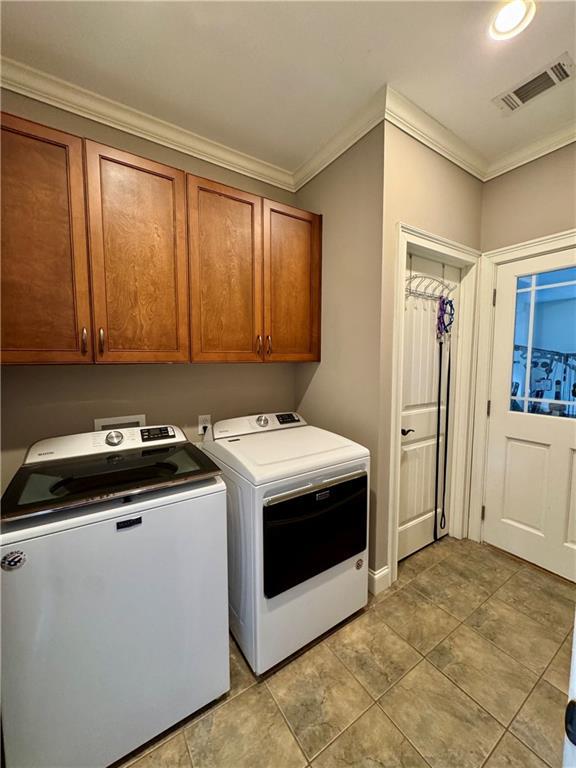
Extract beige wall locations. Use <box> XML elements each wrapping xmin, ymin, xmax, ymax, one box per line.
<box><xmin>375</xmin><ymin>122</ymin><xmax>483</xmax><ymax>570</ymax></box>
<box><xmin>0</xmin><ymin>92</ymin><xmax>299</xmax><ymax>490</ymax></box>
<box><xmin>482</xmin><ymin>143</ymin><xmax>576</xmax><ymax>252</ymax></box>
<box><xmin>1</xmin><ymin>364</ymin><xmax>296</xmax><ymax>490</ymax></box>
<box><xmin>294</xmin><ymin>124</ymin><xmax>385</xmax><ymax>568</ymax></box>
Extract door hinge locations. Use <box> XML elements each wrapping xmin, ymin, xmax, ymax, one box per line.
<box><xmin>487</xmin><ymin>400</ymin><xmax>491</xmax><ymax>417</ymax></box>
<box><xmin>481</xmin><ymin>505</ymin><xmax>486</xmax><ymax>522</ymax></box>
<box><xmin>492</xmin><ymin>288</ymin><xmax>497</xmax><ymax>306</ymax></box>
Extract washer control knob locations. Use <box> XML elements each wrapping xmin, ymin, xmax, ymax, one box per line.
<box><xmin>256</xmin><ymin>415</ymin><xmax>269</xmax><ymax>428</ymax></box>
<box><xmin>105</xmin><ymin>430</ymin><xmax>124</xmax><ymax>446</ymax></box>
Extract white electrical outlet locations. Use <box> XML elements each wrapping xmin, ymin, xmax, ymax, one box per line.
<box><xmin>198</xmin><ymin>414</ymin><xmax>212</xmax><ymax>435</ymax></box>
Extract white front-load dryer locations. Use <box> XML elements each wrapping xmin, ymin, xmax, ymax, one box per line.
<box><xmin>202</xmin><ymin>412</ymin><xmax>370</xmax><ymax>674</ymax></box>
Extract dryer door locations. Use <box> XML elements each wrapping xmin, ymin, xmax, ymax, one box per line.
<box><xmin>263</xmin><ymin>472</ymin><xmax>367</xmax><ymax>598</ymax></box>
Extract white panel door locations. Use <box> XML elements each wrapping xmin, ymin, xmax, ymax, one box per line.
<box><xmin>399</xmin><ymin>255</ymin><xmax>460</xmax><ymax>559</ymax></box>
<box><xmin>484</xmin><ymin>249</ymin><xmax>576</xmax><ymax>581</ymax></box>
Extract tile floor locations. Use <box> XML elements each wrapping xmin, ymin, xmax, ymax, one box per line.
<box><xmin>118</xmin><ymin>538</ymin><xmax>574</xmax><ymax>768</ymax></box>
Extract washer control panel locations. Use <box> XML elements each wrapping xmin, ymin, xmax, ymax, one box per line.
<box><xmin>25</xmin><ymin>425</ymin><xmax>185</xmax><ymax>464</ymax></box>
<box><xmin>276</xmin><ymin>413</ymin><xmax>300</xmax><ymax>425</ymax></box>
<box><xmin>140</xmin><ymin>426</ymin><xmax>176</xmax><ymax>442</ymax></box>
<box><xmin>105</xmin><ymin>430</ymin><xmax>124</xmax><ymax>446</ymax></box>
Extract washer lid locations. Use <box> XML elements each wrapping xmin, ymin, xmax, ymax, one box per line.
<box><xmin>202</xmin><ymin>425</ymin><xmax>369</xmax><ymax>485</ymax></box>
<box><xmin>1</xmin><ymin>441</ymin><xmax>221</xmax><ymax>523</ymax></box>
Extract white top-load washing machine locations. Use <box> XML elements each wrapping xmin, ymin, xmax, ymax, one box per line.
<box><xmin>202</xmin><ymin>412</ymin><xmax>370</xmax><ymax>674</ymax></box>
<box><xmin>1</xmin><ymin>426</ymin><xmax>229</xmax><ymax>768</ymax></box>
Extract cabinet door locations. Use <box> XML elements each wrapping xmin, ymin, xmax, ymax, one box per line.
<box><xmin>85</xmin><ymin>142</ymin><xmax>189</xmax><ymax>363</ymax></box>
<box><xmin>1</xmin><ymin>114</ymin><xmax>92</xmax><ymax>363</ymax></box>
<box><xmin>188</xmin><ymin>177</ymin><xmax>263</xmax><ymax>361</ymax></box>
<box><xmin>263</xmin><ymin>200</ymin><xmax>321</xmax><ymax>362</ymax></box>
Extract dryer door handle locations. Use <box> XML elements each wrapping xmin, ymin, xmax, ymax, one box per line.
<box><xmin>264</xmin><ymin>470</ymin><xmax>367</xmax><ymax>507</ymax></box>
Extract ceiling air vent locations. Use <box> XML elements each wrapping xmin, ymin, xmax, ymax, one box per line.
<box><xmin>493</xmin><ymin>52</ymin><xmax>575</xmax><ymax>113</ymax></box>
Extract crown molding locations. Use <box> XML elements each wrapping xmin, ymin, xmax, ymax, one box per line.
<box><xmin>483</xmin><ymin>122</ymin><xmax>576</xmax><ymax>180</ymax></box>
<box><xmin>0</xmin><ymin>57</ymin><xmax>295</xmax><ymax>191</ymax></box>
<box><xmin>293</xmin><ymin>86</ymin><xmax>387</xmax><ymax>190</ymax></box>
<box><xmin>1</xmin><ymin>57</ymin><xmax>574</xmax><ymax>193</ymax></box>
<box><xmin>292</xmin><ymin>86</ymin><xmax>488</xmax><ymax>190</ymax></box>
<box><xmin>384</xmin><ymin>88</ymin><xmax>487</xmax><ymax>180</ymax></box>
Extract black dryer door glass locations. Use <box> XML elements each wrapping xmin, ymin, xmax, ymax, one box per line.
<box><xmin>263</xmin><ymin>473</ymin><xmax>367</xmax><ymax>599</ymax></box>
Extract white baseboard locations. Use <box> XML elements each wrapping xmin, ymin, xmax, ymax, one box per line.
<box><xmin>368</xmin><ymin>565</ymin><xmax>391</xmax><ymax>595</ymax></box>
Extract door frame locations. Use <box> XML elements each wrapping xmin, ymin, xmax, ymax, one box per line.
<box><xmin>468</xmin><ymin>228</ymin><xmax>576</xmax><ymax>542</ymax></box>
<box><xmin>388</xmin><ymin>223</ymin><xmax>480</xmax><ymax>583</ymax></box>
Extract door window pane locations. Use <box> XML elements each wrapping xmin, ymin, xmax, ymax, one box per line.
<box><xmin>510</xmin><ymin>267</ymin><xmax>576</xmax><ymax>418</ymax></box>
<box><xmin>535</xmin><ymin>266</ymin><xmax>576</xmax><ymax>287</ymax></box>
<box><xmin>516</xmin><ymin>275</ymin><xmax>532</xmax><ymax>289</ymax></box>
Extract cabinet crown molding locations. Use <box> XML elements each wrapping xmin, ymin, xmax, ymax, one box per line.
<box><xmin>2</xmin><ymin>57</ymin><xmax>574</xmax><ymax>190</ymax></box>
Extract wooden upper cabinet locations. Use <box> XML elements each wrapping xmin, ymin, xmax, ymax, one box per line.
<box><xmin>263</xmin><ymin>200</ymin><xmax>321</xmax><ymax>362</ymax></box>
<box><xmin>188</xmin><ymin>176</ymin><xmax>263</xmax><ymax>362</ymax></box>
<box><xmin>85</xmin><ymin>142</ymin><xmax>189</xmax><ymax>363</ymax></box>
<box><xmin>1</xmin><ymin>114</ymin><xmax>92</xmax><ymax>363</ymax></box>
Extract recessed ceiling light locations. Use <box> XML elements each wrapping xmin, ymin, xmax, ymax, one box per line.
<box><xmin>490</xmin><ymin>0</ymin><xmax>536</xmax><ymax>40</ymax></box>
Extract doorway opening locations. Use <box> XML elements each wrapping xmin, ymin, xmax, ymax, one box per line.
<box><xmin>399</xmin><ymin>254</ymin><xmax>460</xmax><ymax>559</ymax></box>
<box><xmin>388</xmin><ymin>224</ymin><xmax>480</xmax><ymax>584</ymax></box>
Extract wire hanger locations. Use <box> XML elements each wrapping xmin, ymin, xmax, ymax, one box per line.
<box><xmin>405</xmin><ymin>254</ymin><xmax>455</xmax><ymax>301</ymax></box>
<box><xmin>405</xmin><ymin>272</ymin><xmax>456</xmax><ymax>301</ymax></box>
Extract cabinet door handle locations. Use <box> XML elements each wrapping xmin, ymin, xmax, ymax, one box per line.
<box><xmin>98</xmin><ymin>327</ymin><xmax>105</xmax><ymax>355</ymax></box>
<box><xmin>266</xmin><ymin>335</ymin><xmax>272</xmax><ymax>355</ymax></box>
<box><xmin>401</xmin><ymin>428</ymin><xmax>415</xmax><ymax>436</ymax></box>
<box><xmin>256</xmin><ymin>335</ymin><xmax>263</xmax><ymax>355</ymax></box>
<box><xmin>81</xmin><ymin>327</ymin><xmax>88</xmax><ymax>355</ymax></box>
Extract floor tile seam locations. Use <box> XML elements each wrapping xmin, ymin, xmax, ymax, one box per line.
<box><xmin>423</xmin><ymin>652</ymin><xmax>514</xmax><ymax>730</ymax></box>
<box><xmin>540</xmin><ymin>633</ymin><xmax>571</xmax><ymax>695</ymax></box>
<box><xmin>378</xmin><ymin>656</ymin><xmax>539</xmax><ymax>768</ymax></box>
<box><xmin>180</xmin><ymin>678</ymin><xmax>259</xmax><ymax>733</ymax></box>
<box><xmin>462</xmin><ymin>618</ymin><xmax>552</xmax><ymax>678</ymax></box>
<box><xmin>504</xmin><ymin>723</ymin><xmax>559</xmax><ymax>768</ymax></box>
<box><xmin>507</xmin><ymin>720</ymin><xmax>557</xmax><ymax>768</ymax></box>
<box><xmin>405</xmin><ymin>551</ymin><xmax>502</xmax><ymax>617</ymax></box>
<box><xmin>495</xmin><ymin>591</ymin><xmax>573</xmax><ymax>640</ymax></box>
<box><xmin>305</xmin><ymin>700</ymin><xmax>383</xmax><ymax>765</ymax></box>
<box><xmin>184</xmin><ymin>730</ymin><xmax>195</xmax><ymax>768</ymax></box>
<box><xmin>377</xmin><ymin>576</ymin><xmax>465</xmax><ymax>623</ymax></box>
<box><xmin>366</xmin><ymin>594</ymin><xmax>449</xmax><ymax>657</ymax></box>
<box><xmin>471</xmin><ymin>593</ymin><xmax>569</xmax><ymax>655</ymax></box>
<box><xmin>506</xmin><ymin>665</ymin><xmax>565</xmax><ymax>768</ymax></box>
<box><xmin>376</xmin><ymin>684</ymin><xmax>432</xmax><ymax>768</ymax></box>
<box><xmin>495</xmin><ymin>566</ymin><xmax>575</xmax><ymax>637</ymax></box>
<box><xmin>378</xmin><ymin>608</ymin><xmax>463</xmax><ymax>657</ymax></box>
<box><xmin>371</xmin><ymin>576</ymin><xmax>415</xmax><ymax>607</ymax></box>
<box><xmin>407</xmin><ymin>579</ymin><xmax>468</xmax><ymax>622</ymax></box>
<box><xmin>375</xmin><ymin>538</ymin><xmax>457</xmax><ymax>606</ymax></box>
<box><xmin>458</xmin><ymin>559</ymin><xmax>532</xmax><ymax>621</ymax></box>
<box><xmin>478</xmin><ymin>727</ymin><xmax>509</xmax><ymax>768</ymax></box>
<box><xmin>262</xmin><ymin>678</ymin><xmax>312</xmax><ymax>766</ymax></box>
<box><xmin>120</xmin><ymin>713</ymin><xmax>199</xmax><ymax>768</ymax></box>
<box><xmin>374</xmin><ymin>663</ymin><xmax>447</xmax><ymax>768</ymax></box>
<box><xmin>436</xmin><ymin>610</ymin><xmax>556</xmax><ymax>721</ymax></box>
<box><xmin>321</xmin><ymin>633</ymin><xmax>384</xmax><ymax>701</ymax></box>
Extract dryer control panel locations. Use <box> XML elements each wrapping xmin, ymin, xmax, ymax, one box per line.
<box><xmin>211</xmin><ymin>413</ymin><xmax>306</xmax><ymax>440</ymax></box>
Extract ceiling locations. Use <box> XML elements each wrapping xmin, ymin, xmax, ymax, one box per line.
<box><xmin>1</xmin><ymin>1</ymin><xmax>575</xmax><ymax>179</ymax></box>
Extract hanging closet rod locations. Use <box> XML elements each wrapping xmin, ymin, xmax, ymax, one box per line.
<box><xmin>405</xmin><ymin>274</ymin><xmax>456</xmax><ymax>301</ymax></box>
